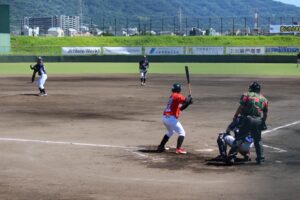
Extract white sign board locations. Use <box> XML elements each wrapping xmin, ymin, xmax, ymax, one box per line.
<box><xmin>186</xmin><ymin>47</ymin><xmax>224</xmax><ymax>55</ymax></box>
<box><xmin>145</xmin><ymin>47</ymin><xmax>184</xmax><ymax>55</ymax></box>
<box><xmin>62</xmin><ymin>47</ymin><xmax>101</xmax><ymax>55</ymax></box>
<box><xmin>226</xmin><ymin>47</ymin><xmax>265</xmax><ymax>55</ymax></box>
<box><xmin>103</xmin><ymin>47</ymin><xmax>142</xmax><ymax>55</ymax></box>
<box><xmin>270</xmin><ymin>25</ymin><xmax>300</xmax><ymax>34</ymax></box>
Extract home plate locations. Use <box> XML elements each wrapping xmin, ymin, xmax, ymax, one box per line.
<box><xmin>195</xmin><ymin>148</ymin><xmax>214</xmax><ymax>152</ymax></box>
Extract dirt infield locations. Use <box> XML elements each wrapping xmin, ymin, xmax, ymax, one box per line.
<box><xmin>0</xmin><ymin>74</ymin><xmax>299</xmax><ymax>200</ymax></box>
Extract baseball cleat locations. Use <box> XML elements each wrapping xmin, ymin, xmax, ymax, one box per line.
<box><xmin>175</xmin><ymin>148</ymin><xmax>187</xmax><ymax>154</ymax></box>
<box><xmin>157</xmin><ymin>146</ymin><xmax>169</xmax><ymax>152</ymax></box>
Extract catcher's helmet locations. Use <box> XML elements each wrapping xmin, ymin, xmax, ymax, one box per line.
<box><xmin>172</xmin><ymin>83</ymin><xmax>182</xmax><ymax>93</ymax></box>
<box><xmin>248</xmin><ymin>82</ymin><xmax>261</xmax><ymax>93</ymax></box>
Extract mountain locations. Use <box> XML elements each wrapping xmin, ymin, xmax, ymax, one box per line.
<box><xmin>1</xmin><ymin>0</ymin><xmax>300</xmax><ymax>32</ymax></box>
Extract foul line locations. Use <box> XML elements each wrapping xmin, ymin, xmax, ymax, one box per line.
<box><xmin>0</xmin><ymin>121</ymin><xmax>299</xmax><ymax>155</ymax></box>
<box><xmin>262</xmin><ymin>121</ymin><xmax>300</xmax><ymax>135</ymax></box>
<box><xmin>261</xmin><ymin>120</ymin><xmax>300</xmax><ymax>152</ymax></box>
<box><xmin>0</xmin><ymin>137</ymin><xmax>138</xmax><ymax>150</ymax></box>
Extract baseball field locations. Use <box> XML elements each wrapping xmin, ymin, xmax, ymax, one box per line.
<box><xmin>0</xmin><ymin>62</ymin><xmax>299</xmax><ymax>199</ymax></box>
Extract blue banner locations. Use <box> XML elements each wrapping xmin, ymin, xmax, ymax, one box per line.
<box><xmin>266</xmin><ymin>47</ymin><xmax>299</xmax><ymax>53</ymax></box>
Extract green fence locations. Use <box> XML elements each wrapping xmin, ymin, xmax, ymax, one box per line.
<box><xmin>0</xmin><ymin>55</ymin><xmax>296</xmax><ymax>63</ymax></box>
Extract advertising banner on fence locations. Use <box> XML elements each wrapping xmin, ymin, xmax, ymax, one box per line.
<box><xmin>62</xmin><ymin>47</ymin><xmax>101</xmax><ymax>55</ymax></box>
<box><xmin>266</xmin><ymin>47</ymin><xmax>299</xmax><ymax>53</ymax></box>
<box><xmin>186</xmin><ymin>47</ymin><xmax>224</xmax><ymax>55</ymax></box>
<box><xmin>145</xmin><ymin>47</ymin><xmax>184</xmax><ymax>55</ymax></box>
<box><xmin>103</xmin><ymin>47</ymin><xmax>142</xmax><ymax>55</ymax></box>
<box><xmin>270</xmin><ymin>25</ymin><xmax>300</xmax><ymax>33</ymax></box>
<box><xmin>226</xmin><ymin>47</ymin><xmax>265</xmax><ymax>55</ymax></box>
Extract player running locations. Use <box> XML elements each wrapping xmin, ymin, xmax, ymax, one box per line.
<box><xmin>157</xmin><ymin>83</ymin><xmax>193</xmax><ymax>154</ymax></box>
<box><xmin>139</xmin><ymin>55</ymin><xmax>149</xmax><ymax>86</ymax></box>
<box><xmin>30</xmin><ymin>57</ymin><xmax>48</xmax><ymax>96</ymax></box>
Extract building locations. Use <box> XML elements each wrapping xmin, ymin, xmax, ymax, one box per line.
<box><xmin>23</xmin><ymin>16</ymin><xmax>54</xmax><ymax>35</ymax></box>
<box><xmin>23</xmin><ymin>15</ymin><xmax>80</xmax><ymax>35</ymax></box>
<box><xmin>56</xmin><ymin>15</ymin><xmax>80</xmax><ymax>33</ymax></box>
<box><xmin>47</xmin><ymin>27</ymin><xmax>64</xmax><ymax>37</ymax></box>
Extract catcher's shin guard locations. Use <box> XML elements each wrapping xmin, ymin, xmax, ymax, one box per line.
<box><xmin>217</xmin><ymin>133</ymin><xmax>227</xmax><ymax>157</ymax></box>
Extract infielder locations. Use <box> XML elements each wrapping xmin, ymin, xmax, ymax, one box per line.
<box><xmin>297</xmin><ymin>51</ymin><xmax>300</xmax><ymax>68</ymax></box>
<box><xmin>139</xmin><ymin>55</ymin><xmax>149</xmax><ymax>86</ymax></box>
<box><xmin>157</xmin><ymin>83</ymin><xmax>193</xmax><ymax>154</ymax></box>
<box><xmin>30</xmin><ymin>57</ymin><xmax>48</xmax><ymax>96</ymax></box>
<box><xmin>232</xmin><ymin>82</ymin><xmax>268</xmax><ymax>164</ymax></box>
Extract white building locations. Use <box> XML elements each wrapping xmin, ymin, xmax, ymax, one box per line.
<box><xmin>57</xmin><ymin>15</ymin><xmax>80</xmax><ymax>33</ymax></box>
<box><xmin>23</xmin><ymin>25</ymin><xmax>39</xmax><ymax>36</ymax></box>
<box><xmin>47</xmin><ymin>27</ymin><xmax>64</xmax><ymax>37</ymax></box>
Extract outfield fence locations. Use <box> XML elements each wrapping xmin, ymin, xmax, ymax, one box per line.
<box><xmin>0</xmin><ymin>45</ymin><xmax>298</xmax><ymax>56</ymax></box>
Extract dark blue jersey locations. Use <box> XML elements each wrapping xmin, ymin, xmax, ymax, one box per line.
<box><xmin>139</xmin><ymin>59</ymin><xmax>149</xmax><ymax>71</ymax></box>
<box><xmin>33</xmin><ymin>63</ymin><xmax>47</xmax><ymax>76</ymax></box>
<box><xmin>297</xmin><ymin>53</ymin><xmax>300</xmax><ymax>59</ymax></box>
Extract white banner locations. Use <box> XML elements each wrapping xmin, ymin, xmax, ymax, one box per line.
<box><xmin>103</xmin><ymin>47</ymin><xmax>142</xmax><ymax>55</ymax></box>
<box><xmin>270</xmin><ymin>25</ymin><xmax>300</xmax><ymax>33</ymax></box>
<box><xmin>186</xmin><ymin>47</ymin><xmax>224</xmax><ymax>55</ymax></box>
<box><xmin>145</xmin><ymin>47</ymin><xmax>184</xmax><ymax>55</ymax></box>
<box><xmin>62</xmin><ymin>47</ymin><xmax>101</xmax><ymax>55</ymax></box>
<box><xmin>226</xmin><ymin>47</ymin><xmax>265</xmax><ymax>55</ymax></box>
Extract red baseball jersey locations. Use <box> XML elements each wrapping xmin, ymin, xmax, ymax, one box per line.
<box><xmin>163</xmin><ymin>92</ymin><xmax>186</xmax><ymax>118</ymax></box>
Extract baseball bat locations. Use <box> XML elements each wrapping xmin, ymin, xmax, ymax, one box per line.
<box><xmin>185</xmin><ymin>66</ymin><xmax>192</xmax><ymax>95</ymax></box>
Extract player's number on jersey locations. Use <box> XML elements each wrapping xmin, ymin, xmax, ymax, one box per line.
<box><xmin>165</xmin><ymin>97</ymin><xmax>173</xmax><ymax>112</ymax></box>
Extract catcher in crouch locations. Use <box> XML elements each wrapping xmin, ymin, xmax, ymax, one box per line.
<box><xmin>215</xmin><ymin>116</ymin><xmax>254</xmax><ymax>164</ymax></box>
<box><xmin>157</xmin><ymin>83</ymin><xmax>193</xmax><ymax>154</ymax></box>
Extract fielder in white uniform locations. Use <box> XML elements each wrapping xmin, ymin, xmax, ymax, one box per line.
<box><xmin>30</xmin><ymin>57</ymin><xmax>47</xmax><ymax>96</ymax></box>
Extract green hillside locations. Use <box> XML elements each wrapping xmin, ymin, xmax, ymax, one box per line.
<box><xmin>1</xmin><ymin>0</ymin><xmax>300</xmax><ymax>31</ymax></box>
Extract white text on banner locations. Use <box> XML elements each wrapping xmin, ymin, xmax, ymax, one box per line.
<box><xmin>103</xmin><ymin>47</ymin><xmax>142</xmax><ymax>55</ymax></box>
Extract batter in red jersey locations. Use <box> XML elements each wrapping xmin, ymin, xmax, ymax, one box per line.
<box><xmin>157</xmin><ymin>83</ymin><xmax>193</xmax><ymax>154</ymax></box>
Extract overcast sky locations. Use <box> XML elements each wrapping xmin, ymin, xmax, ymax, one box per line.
<box><xmin>275</xmin><ymin>0</ymin><xmax>300</xmax><ymax>7</ymax></box>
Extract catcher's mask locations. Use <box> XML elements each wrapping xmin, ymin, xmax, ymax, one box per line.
<box><xmin>172</xmin><ymin>83</ymin><xmax>182</xmax><ymax>93</ymax></box>
<box><xmin>248</xmin><ymin>81</ymin><xmax>261</xmax><ymax>93</ymax></box>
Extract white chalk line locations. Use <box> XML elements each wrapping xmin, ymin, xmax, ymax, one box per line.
<box><xmin>262</xmin><ymin>120</ymin><xmax>300</xmax><ymax>135</ymax></box>
<box><xmin>261</xmin><ymin>120</ymin><xmax>300</xmax><ymax>152</ymax></box>
<box><xmin>0</xmin><ymin>120</ymin><xmax>298</xmax><ymax>157</ymax></box>
<box><xmin>0</xmin><ymin>137</ymin><xmax>138</xmax><ymax>150</ymax></box>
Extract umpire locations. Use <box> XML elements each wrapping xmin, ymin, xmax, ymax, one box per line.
<box><xmin>232</xmin><ymin>82</ymin><xmax>268</xmax><ymax>164</ymax></box>
<box><xmin>139</xmin><ymin>55</ymin><xmax>149</xmax><ymax>86</ymax></box>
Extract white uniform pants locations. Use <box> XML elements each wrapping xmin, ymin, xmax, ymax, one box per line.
<box><xmin>162</xmin><ymin>115</ymin><xmax>186</xmax><ymax>137</ymax></box>
<box><xmin>37</xmin><ymin>74</ymin><xmax>47</xmax><ymax>89</ymax></box>
<box><xmin>140</xmin><ymin>70</ymin><xmax>147</xmax><ymax>79</ymax></box>
<box><xmin>224</xmin><ymin>135</ymin><xmax>253</xmax><ymax>153</ymax></box>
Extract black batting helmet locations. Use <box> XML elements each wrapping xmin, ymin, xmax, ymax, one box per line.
<box><xmin>248</xmin><ymin>81</ymin><xmax>261</xmax><ymax>93</ymax></box>
<box><xmin>172</xmin><ymin>83</ymin><xmax>182</xmax><ymax>93</ymax></box>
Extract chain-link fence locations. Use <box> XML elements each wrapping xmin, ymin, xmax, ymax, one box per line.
<box><xmin>10</xmin><ymin>16</ymin><xmax>300</xmax><ymax>36</ymax></box>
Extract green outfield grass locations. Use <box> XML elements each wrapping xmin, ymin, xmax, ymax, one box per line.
<box><xmin>0</xmin><ymin>63</ymin><xmax>299</xmax><ymax>76</ymax></box>
<box><xmin>10</xmin><ymin>35</ymin><xmax>300</xmax><ymax>55</ymax></box>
